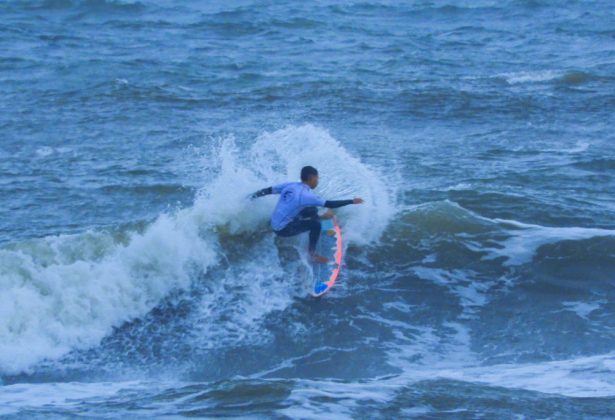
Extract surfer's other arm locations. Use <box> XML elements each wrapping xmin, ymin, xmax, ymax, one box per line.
<box><xmin>250</xmin><ymin>182</ymin><xmax>293</xmax><ymax>199</ymax></box>
<box><xmin>250</xmin><ymin>187</ymin><xmax>273</xmax><ymax>199</ymax></box>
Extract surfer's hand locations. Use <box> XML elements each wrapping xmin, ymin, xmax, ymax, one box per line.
<box><xmin>353</xmin><ymin>197</ymin><xmax>364</xmax><ymax>204</ymax></box>
<box><xmin>321</xmin><ymin>210</ymin><xmax>334</xmax><ymax>219</ymax></box>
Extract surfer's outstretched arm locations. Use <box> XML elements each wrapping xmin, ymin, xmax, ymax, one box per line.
<box><xmin>323</xmin><ymin>197</ymin><xmax>364</xmax><ymax>208</ymax></box>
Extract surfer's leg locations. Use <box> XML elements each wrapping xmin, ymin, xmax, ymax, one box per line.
<box><xmin>275</xmin><ymin>207</ymin><xmax>317</xmax><ymax>237</ymax></box>
<box><xmin>275</xmin><ymin>220</ymin><xmax>308</xmax><ymax>238</ymax></box>
<box><xmin>275</xmin><ymin>219</ymin><xmax>317</xmax><ymax>239</ymax></box>
<box><xmin>306</xmin><ymin>219</ymin><xmax>321</xmax><ymax>252</ymax></box>
<box><xmin>275</xmin><ymin>212</ymin><xmax>326</xmax><ymax>262</ymax></box>
<box><xmin>275</xmin><ymin>218</ymin><xmax>322</xmax><ymax>251</ymax></box>
<box><xmin>305</xmin><ymin>219</ymin><xmax>328</xmax><ymax>263</ymax></box>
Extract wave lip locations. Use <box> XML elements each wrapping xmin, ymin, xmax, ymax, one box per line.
<box><xmin>0</xmin><ymin>211</ymin><xmax>217</xmax><ymax>375</ymax></box>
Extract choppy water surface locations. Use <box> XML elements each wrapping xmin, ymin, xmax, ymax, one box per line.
<box><xmin>1</xmin><ymin>0</ymin><xmax>615</xmax><ymax>417</ymax></box>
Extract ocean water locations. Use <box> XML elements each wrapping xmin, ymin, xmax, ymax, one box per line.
<box><xmin>1</xmin><ymin>0</ymin><xmax>615</xmax><ymax>417</ymax></box>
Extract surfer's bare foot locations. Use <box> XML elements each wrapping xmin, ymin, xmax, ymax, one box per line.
<box><xmin>321</xmin><ymin>210</ymin><xmax>334</xmax><ymax>219</ymax></box>
<box><xmin>310</xmin><ymin>253</ymin><xmax>329</xmax><ymax>263</ymax></box>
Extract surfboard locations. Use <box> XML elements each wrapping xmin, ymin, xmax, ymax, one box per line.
<box><xmin>311</xmin><ymin>217</ymin><xmax>343</xmax><ymax>297</ymax></box>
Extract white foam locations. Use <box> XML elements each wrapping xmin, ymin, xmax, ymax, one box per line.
<box><xmin>411</xmin><ymin>267</ymin><xmax>492</xmax><ymax>317</ymax></box>
<box><xmin>560</xmin><ymin>300</ymin><xmax>605</xmax><ymax>320</ymax></box>
<box><xmin>281</xmin><ymin>377</ymin><xmax>395</xmax><ymax>419</ymax></box>
<box><xmin>34</xmin><ymin>146</ymin><xmax>71</xmax><ymax>158</ymax></box>
<box><xmin>0</xmin><ymin>380</ymin><xmax>151</xmax><ymax>416</ymax></box>
<box><xmin>538</xmin><ymin>140</ymin><xmax>590</xmax><ymax>155</ymax></box>
<box><xmin>432</xmin><ymin>352</ymin><xmax>615</xmax><ymax>398</ymax></box>
<box><xmin>563</xmin><ymin>141</ymin><xmax>590</xmax><ymax>154</ymax></box>
<box><xmin>500</xmin><ymin>70</ymin><xmax>561</xmax><ymax>84</ymax></box>
<box><xmin>442</xmin><ymin>182</ymin><xmax>473</xmax><ymax>191</ymax></box>
<box><xmin>376</xmin><ymin>311</ymin><xmax>615</xmax><ymax>398</ymax></box>
<box><xmin>187</xmin><ymin>236</ymin><xmax>297</xmax><ymax>349</ymax></box>
<box><xmin>277</xmin><ymin>351</ymin><xmax>615</xmax><ymax>417</ymax></box>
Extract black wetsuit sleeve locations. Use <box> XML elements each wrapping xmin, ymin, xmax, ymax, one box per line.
<box><xmin>324</xmin><ymin>199</ymin><xmax>354</xmax><ymax>209</ymax></box>
<box><xmin>251</xmin><ymin>187</ymin><xmax>273</xmax><ymax>199</ymax></box>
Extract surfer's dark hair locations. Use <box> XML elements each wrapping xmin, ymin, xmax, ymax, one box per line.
<box><xmin>301</xmin><ymin>166</ymin><xmax>318</xmax><ymax>182</ymax></box>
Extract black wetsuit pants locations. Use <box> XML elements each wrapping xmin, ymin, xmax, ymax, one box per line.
<box><xmin>274</xmin><ymin>207</ymin><xmax>320</xmax><ymax>252</ymax></box>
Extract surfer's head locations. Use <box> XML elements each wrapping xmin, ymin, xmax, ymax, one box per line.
<box><xmin>301</xmin><ymin>166</ymin><xmax>319</xmax><ymax>189</ymax></box>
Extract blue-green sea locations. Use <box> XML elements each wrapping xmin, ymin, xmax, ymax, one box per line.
<box><xmin>2</xmin><ymin>1</ymin><xmax>615</xmax><ymax>417</ymax></box>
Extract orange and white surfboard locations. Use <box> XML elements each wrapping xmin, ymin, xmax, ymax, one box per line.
<box><xmin>311</xmin><ymin>217</ymin><xmax>343</xmax><ymax>297</ymax></box>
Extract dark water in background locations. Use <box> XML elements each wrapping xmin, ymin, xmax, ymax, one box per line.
<box><xmin>2</xmin><ymin>0</ymin><xmax>615</xmax><ymax>417</ymax></box>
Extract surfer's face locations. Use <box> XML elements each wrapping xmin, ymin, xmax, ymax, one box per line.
<box><xmin>306</xmin><ymin>174</ymin><xmax>319</xmax><ymax>189</ymax></box>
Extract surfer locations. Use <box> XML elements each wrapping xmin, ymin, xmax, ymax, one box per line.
<box><xmin>251</xmin><ymin>166</ymin><xmax>364</xmax><ymax>263</ymax></box>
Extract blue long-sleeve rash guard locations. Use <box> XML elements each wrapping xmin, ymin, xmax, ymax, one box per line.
<box><xmin>251</xmin><ymin>182</ymin><xmax>354</xmax><ymax>231</ymax></box>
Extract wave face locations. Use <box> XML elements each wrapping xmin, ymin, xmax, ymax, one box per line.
<box><xmin>2</xmin><ymin>0</ymin><xmax>615</xmax><ymax>417</ymax></box>
<box><xmin>0</xmin><ymin>125</ymin><xmax>392</xmax><ymax>375</ymax></box>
